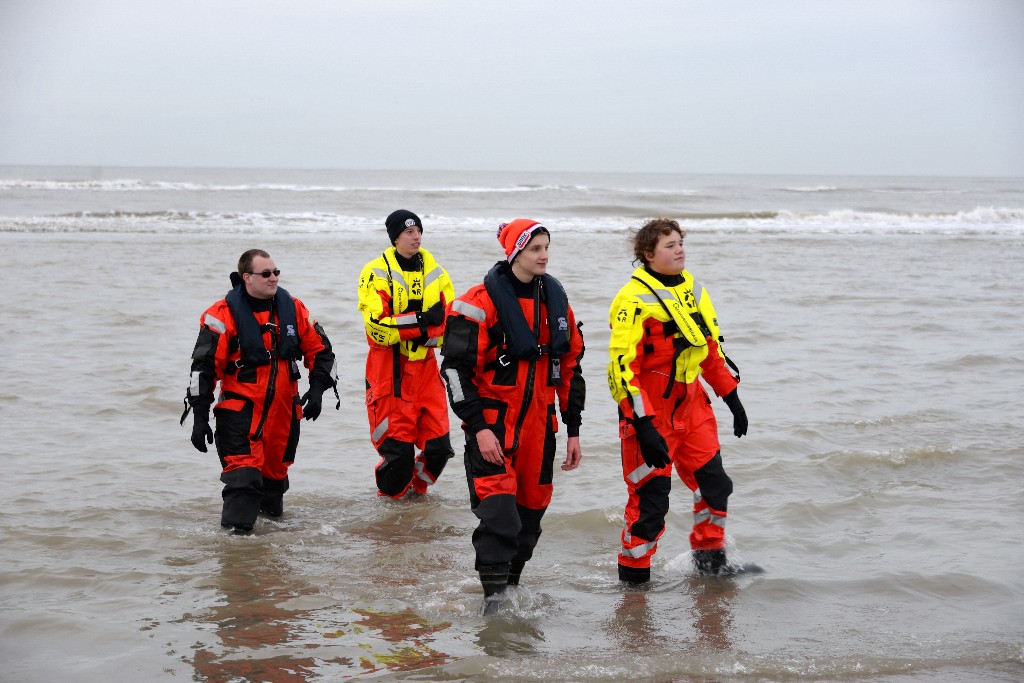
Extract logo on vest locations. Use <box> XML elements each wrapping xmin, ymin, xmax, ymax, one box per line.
<box><xmin>286</xmin><ymin>324</ymin><xmax>296</xmax><ymax>337</ymax></box>
<box><xmin>557</xmin><ymin>316</ymin><xmax>568</xmax><ymax>330</ymax></box>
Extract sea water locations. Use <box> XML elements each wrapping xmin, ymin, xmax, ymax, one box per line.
<box><xmin>1</xmin><ymin>167</ymin><xmax>1022</xmax><ymax>682</ymax></box>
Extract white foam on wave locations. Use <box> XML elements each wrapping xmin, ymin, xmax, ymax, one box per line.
<box><xmin>0</xmin><ymin>178</ymin><xmax>596</xmax><ymax>194</ymax></box>
<box><xmin>780</xmin><ymin>185</ymin><xmax>839</xmax><ymax>192</ymax></box>
<box><xmin>1</xmin><ymin>207</ymin><xmax>1022</xmax><ymax>235</ymax></box>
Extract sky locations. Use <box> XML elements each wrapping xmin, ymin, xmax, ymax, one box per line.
<box><xmin>1</xmin><ymin>0</ymin><xmax>1022</xmax><ymax>176</ymax></box>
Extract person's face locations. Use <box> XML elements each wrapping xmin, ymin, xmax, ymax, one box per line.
<box><xmin>243</xmin><ymin>255</ymin><xmax>280</xmax><ymax>299</ymax></box>
<box><xmin>645</xmin><ymin>230</ymin><xmax>685</xmax><ymax>275</ymax></box>
<box><xmin>394</xmin><ymin>226</ymin><xmax>422</xmax><ymax>259</ymax></box>
<box><xmin>511</xmin><ymin>233</ymin><xmax>550</xmax><ymax>281</ymax></box>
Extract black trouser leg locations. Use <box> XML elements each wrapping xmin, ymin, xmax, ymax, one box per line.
<box><xmin>375</xmin><ymin>437</ymin><xmax>415</xmax><ymax>497</ymax></box>
<box><xmin>259</xmin><ymin>475</ymin><xmax>290</xmax><ymax>517</ymax></box>
<box><xmin>422</xmin><ymin>434</ymin><xmax>454</xmax><ymax>482</ymax></box>
<box><xmin>694</xmin><ymin>452</ymin><xmax>732</xmax><ymax>512</ymax></box>
<box><xmin>221</xmin><ymin>466</ymin><xmax>263</xmax><ymax>530</ymax></box>
<box><xmin>507</xmin><ymin>504</ymin><xmax>546</xmax><ymax>585</ymax></box>
<box><xmin>471</xmin><ymin>493</ymin><xmax>521</xmax><ymax>593</ymax></box>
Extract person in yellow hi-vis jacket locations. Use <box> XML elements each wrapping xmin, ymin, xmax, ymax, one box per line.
<box><xmin>607</xmin><ymin>218</ymin><xmax>748</xmax><ymax>581</ymax></box>
<box><xmin>357</xmin><ymin>210</ymin><xmax>456</xmax><ymax>498</ymax></box>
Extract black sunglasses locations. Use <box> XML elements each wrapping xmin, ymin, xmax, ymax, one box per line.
<box><xmin>248</xmin><ymin>269</ymin><xmax>281</xmax><ymax>278</ymax></box>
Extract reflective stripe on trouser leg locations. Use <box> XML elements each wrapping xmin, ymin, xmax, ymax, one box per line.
<box><xmin>621</xmin><ymin>527</ymin><xmax>659</xmax><ymax>560</ymax></box>
<box><xmin>618</xmin><ymin>465</ymin><xmax>672</xmax><ymax>569</ymax></box>
<box><xmin>619</xmin><ymin>424</ymin><xmax>672</xmax><ymax>569</ymax></box>
<box><xmin>689</xmin><ymin>452</ymin><xmax>732</xmax><ymax>551</ymax></box>
<box><xmin>414</xmin><ymin>434</ymin><xmax>454</xmax><ymax>492</ymax></box>
<box><xmin>690</xmin><ymin>487</ymin><xmax>728</xmax><ymax>550</ymax></box>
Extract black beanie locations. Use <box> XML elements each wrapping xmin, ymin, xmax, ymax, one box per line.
<box><xmin>385</xmin><ymin>209</ymin><xmax>422</xmax><ymax>244</ymax></box>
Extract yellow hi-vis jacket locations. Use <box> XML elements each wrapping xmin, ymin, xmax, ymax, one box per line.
<box><xmin>357</xmin><ymin>247</ymin><xmax>455</xmax><ymax>362</ymax></box>
<box><xmin>607</xmin><ymin>267</ymin><xmax>737</xmax><ymax>420</ymax></box>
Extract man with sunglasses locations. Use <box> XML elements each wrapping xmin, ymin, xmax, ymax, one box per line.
<box><xmin>182</xmin><ymin>249</ymin><xmax>338</xmax><ymax>534</ymax></box>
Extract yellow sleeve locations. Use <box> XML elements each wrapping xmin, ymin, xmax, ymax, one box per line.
<box><xmin>440</xmin><ymin>269</ymin><xmax>455</xmax><ymax>308</ymax></box>
<box><xmin>606</xmin><ymin>289</ymin><xmax>652</xmax><ymax>419</ymax></box>
<box><xmin>357</xmin><ymin>260</ymin><xmax>403</xmax><ymax>347</ymax></box>
<box><xmin>434</xmin><ymin>267</ymin><xmax>456</xmax><ymax>346</ymax></box>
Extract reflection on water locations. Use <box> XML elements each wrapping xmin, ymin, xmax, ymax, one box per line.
<box><xmin>329</xmin><ymin>608</ymin><xmax>452</xmax><ymax>674</ymax></box>
<box><xmin>475</xmin><ymin>617</ymin><xmax>546</xmax><ymax>657</ymax></box>
<box><xmin>190</xmin><ymin>539</ymin><xmax>346</xmax><ymax>681</ymax></box>
<box><xmin>684</xmin><ymin>576</ymin><xmax>738</xmax><ymax>652</ymax></box>
<box><xmin>604</xmin><ymin>576</ymin><xmax>738</xmax><ymax>657</ymax></box>
<box><xmin>185</xmin><ymin>534</ymin><xmax>455</xmax><ymax>680</ymax></box>
<box><xmin>471</xmin><ymin>586</ymin><xmax>550</xmax><ymax>657</ymax></box>
<box><xmin>607</xmin><ymin>590</ymin><xmax>660</xmax><ymax>655</ymax></box>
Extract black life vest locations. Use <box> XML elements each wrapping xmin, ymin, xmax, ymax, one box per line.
<box><xmin>484</xmin><ymin>261</ymin><xmax>570</xmax><ymax>361</ymax></box>
<box><xmin>225</xmin><ymin>284</ymin><xmax>301</xmax><ymax>367</ymax></box>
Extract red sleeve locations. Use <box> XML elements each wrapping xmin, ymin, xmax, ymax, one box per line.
<box><xmin>699</xmin><ymin>336</ymin><xmax>739</xmax><ymax>397</ymax></box>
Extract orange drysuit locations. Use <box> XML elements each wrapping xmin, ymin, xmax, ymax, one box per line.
<box><xmin>608</xmin><ymin>266</ymin><xmax>740</xmax><ymax>577</ymax></box>
<box><xmin>442</xmin><ymin>262</ymin><xmax>585</xmax><ymax>587</ymax></box>
<box><xmin>186</xmin><ymin>285</ymin><xmax>337</xmax><ymax>531</ymax></box>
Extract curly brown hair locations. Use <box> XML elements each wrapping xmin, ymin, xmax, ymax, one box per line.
<box><xmin>631</xmin><ymin>218</ymin><xmax>685</xmax><ymax>266</ymax></box>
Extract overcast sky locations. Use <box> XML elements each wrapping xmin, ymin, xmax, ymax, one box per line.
<box><xmin>1</xmin><ymin>0</ymin><xmax>1022</xmax><ymax>176</ymax></box>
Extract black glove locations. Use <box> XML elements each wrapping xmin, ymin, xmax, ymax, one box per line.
<box><xmin>300</xmin><ymin>383</ymin><xmax>325</xmax><ymax>421</ymax></box>
<box><xmin>634</xmin><ymin>416</ymin><xmax>671</xmax><ymax>468</ymax></box>
<box><xmin>191</xmin><ymin>410</ymin><xmax>214</xmax><ymax>453</ymax></box>
<box><xmin>417</xmin><ymin>301</ymin><xmax>445</xmax><ymax>328</ymax></box>
<box><xmin>722</xmin><ymin>389</ymin><xmax>748</xmax><ymax>438</ymax></box>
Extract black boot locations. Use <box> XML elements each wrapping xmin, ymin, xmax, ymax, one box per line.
<box><xmin>693</xmin><ymin>549</ymin><xmax>727</xmax><ymax>575</ymax></box>
<box><xmin>479</xmin><ymin>565</ymin><xmax>509</xmax><ymax>615</ymax></box>
<box><xmin>479</xmin><ymin>564</ymin><xmax>510</xmax><ymax>597</ymax></box>
<box><xmin>259</xmin><ymin>476</ymin><xmax>289</xmax><ymax>517</ymax></box>
<box><xmin>618</xmin><ymin>563</ymin><xmax>651</xmax><ymax>584</ymax></box>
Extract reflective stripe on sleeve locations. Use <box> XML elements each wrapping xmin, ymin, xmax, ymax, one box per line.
<box><xmin>451</xmin><ymin>299</ymin><xmax>486</xmax><ymax>322</ymax></box>
<box><xmin>443</xmin><ymin>367</ymin><xmax>465</xmax><ymax>403</ymax></box>
<box><xmin>396</xmin><ymin>311</ymin><xmax>419</xmax><ymax>328</ymax></box>
<box><xmin>203</xmin><ymin>313</ymin><xmax>227</xmax><ymax>335</ymax></box>
<box><xmin>628</xmin><ymin>393</ymin><xmax>648</xmax><ymax>419</ymax></box>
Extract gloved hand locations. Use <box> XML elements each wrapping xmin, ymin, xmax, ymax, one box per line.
<box><xmin>191</xmin><ymin>410</ymin><xmax>214</xmax><ymax>453</ymax></box>
<box><xmin>417</xmin><ymin>301</ymin><xmax>445</xmax><ymax>328</ymax></box>
<box><xmin>300</xmin><ymin>383</ymin><xmax>325</xmax><ymax>421</ymax></box>
<box><xmin>722</xmin><ymin>389</ymin><xmax>748</xmax><ymax>438</ymax></box>
<box><xmin>634</xmin><ymin>416</ymin><xmax>671</xmax><ymax>468</ymax></box>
